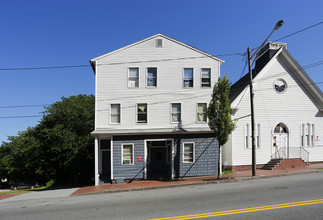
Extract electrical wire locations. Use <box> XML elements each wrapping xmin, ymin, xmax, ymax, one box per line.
<box><xmin>274</xmin><ymin>21</ymin><xmax>323</xmax><ymax>42</ymax></box>
<box><xmin>0</xmin><ymin>115</ymin><xmax>43</xmax><ymax>119</ymax></box>
<box><xmin>0</xmin><ymin>104</ymin><xmax>50</xmax><ymax>109</ymax></box>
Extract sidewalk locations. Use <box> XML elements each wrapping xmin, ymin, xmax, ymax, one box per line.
<box><xmin>71</xmin><ymin>162</ymin><xmax>323</xmax><ymax>196</ymax></box>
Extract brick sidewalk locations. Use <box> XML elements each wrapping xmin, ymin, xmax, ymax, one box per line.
<box><xmin>0</xmin><ymin>193</ymin><xmax>21</xmax><ymax>200</ymax></box>
<box><xmin>72</xmin><ymin>162</ymin><xmax>323</xmax><ymax>196</ymax></box>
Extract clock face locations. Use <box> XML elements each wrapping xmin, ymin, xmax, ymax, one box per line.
<box><xmin>274</xmin><ymin>79</ymin><xmax>287</xmax><ymax>93</ymax></box>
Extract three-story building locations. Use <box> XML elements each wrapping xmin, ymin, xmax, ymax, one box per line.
<box><xmin>90</xmin><ymin>34</ymin><xmax>224</xmax><ymax>185</ymax></box>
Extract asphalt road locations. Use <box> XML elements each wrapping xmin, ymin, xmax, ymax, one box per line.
<box><xmin>0</xmin><ymin>173</ymin><xmax>323</xmax><ymax>220</ymax></box>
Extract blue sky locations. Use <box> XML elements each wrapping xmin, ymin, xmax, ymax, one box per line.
<box><xmin>0</xmin><ymin>0</ymin><xmax>322</xmax><ymax>143</ymax></box>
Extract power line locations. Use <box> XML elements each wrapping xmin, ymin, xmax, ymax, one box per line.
<box><xmin>274</xmin><ymin>21</ymin><xmax>323</xmax><ymax>42</ymax></box>
<box><xmin>254</xmin><ymin>81</ymin><xmax>323</xmax><ymax>92</ymax></box>
<box><xmin>1</xmin><ymin>59</ymin><xmax>322</xmax><ymax>111</ymax></box>
<box><xmin>254</xmin><ymin>60</ymin><xmax>323</xmax><ymax>83</ymax></box>
<box><xmin>0</xmin><ymin>115</ymin><xmax>43</xmax><ymax>119</ymax></box>
<box><xmin>0</xmin><ymin>54</ymin><xmax>245</xmax><ymax>72</ymax></box>
<box><xmin>0</xmin><ymin>104</ymin><xmax>50</xmax><ymax>109</ymax></box>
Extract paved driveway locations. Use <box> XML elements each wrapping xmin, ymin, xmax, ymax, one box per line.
<box><xmin>2</xmin><ymin>187</ymin><xmax>79</xmax><ymax>202</ymax></box>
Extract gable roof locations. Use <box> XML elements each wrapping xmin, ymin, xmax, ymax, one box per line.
<box><xmin>89</xmin><ymin>33</ymin><xmax>224</xmax><ymax>72</ymax></box>
<box><xmin>230</xmin><ymin>42</ymin><xmax>323</xmax><ymax>111</ymax></box>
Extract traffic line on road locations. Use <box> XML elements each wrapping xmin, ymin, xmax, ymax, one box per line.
<box><xmin>148</xmin><ymin>198</ymin><xmax>323</xmax><ymax>220</ymax></box>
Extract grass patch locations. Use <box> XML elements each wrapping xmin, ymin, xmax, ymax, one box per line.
<box><xmin>222</xmin><ymin>170</ymin><xmax>234</xmax><ymax>175</ymax></box>
<box><xmin>0</xmin><ymin>190</ymin><xmax>30</xmax><ymax>194</ymax></box>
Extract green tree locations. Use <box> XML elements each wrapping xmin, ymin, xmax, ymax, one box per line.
<box><xmin>208</xmin><ymin>75</ymin><xmax>235</xmax><ymax>177</ymax></box>
<box><xmin>0</xmin><ymin>94</ymin><xmax>95</xmax><ymax>185</ymax></box>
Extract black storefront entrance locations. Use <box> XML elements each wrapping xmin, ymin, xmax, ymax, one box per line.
<box><xmin>147</xmin><ymin>140</ymin><xmax>171</xmax><ymax>179</ymax></box>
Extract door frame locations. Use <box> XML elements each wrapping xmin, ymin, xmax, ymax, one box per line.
<box><xmin>99</xmin><ymin>138</ymin><xmax>112</xmax><ymax>183</ymax></box>
<box><xmin>144</xmin><ymin>139</ymin><xmax>174</xmax><ymax>179</ymax></box>
<box><xmin>271</xmin><ymin>122</ymin><xmax>290</xmax><ymax>159</ymax></box>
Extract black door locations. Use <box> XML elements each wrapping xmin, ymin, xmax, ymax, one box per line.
<box><xmin>148</xmin><ymin>147</ymin><xmax>167</xmax><ymax>179</ymax></box>
<box><xmin>101</xmin><ymin>151</ymin><xmax>111</xmax><ymax>183</ymax></box>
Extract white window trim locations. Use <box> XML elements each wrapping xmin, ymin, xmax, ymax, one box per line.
<box><xmin>121</xmin><ymin>143</ymin><xmax>134</xmax><ymax>165</ymax></box>
<box><xmin>196</xmin><ymin>103</ymin><xmax>207</xmax><ymax>123</ymax></box>
<box><xmin>183</xmin><ymin>68</ymin><xmax>194</xmax><ymax>88</ymax></box>
<box><xmin>128</xmin><ymin>67</ymin><xmax>139</xmax><ymax>88</ymax></box>
<box><xmin>170</xmin><ymin>103</ymin><xmax>181</xmax><ymax>124</ymax></box>
<box><xmin>136</xmin><ymin>103</ymin><xmax>148</xmax><ymax>124</ymax></box>
<box><xmin>201</xmin><ymin>68</ymin><xmax>211</xmax><ymax>88</ymax></box>
<box><xmin>110</xmin><ymin>103</ymin><xmax>121</xmax><ymax>125</ymax></box>
<box><xmin>146</xmin><ymin>67</ymin><xmax>158</xmax><ymax>88</ymax></box>
<box><xmin>183</xmin><ymin>142</ymin><xmax>195</xmax><ymax>163</ymax></box>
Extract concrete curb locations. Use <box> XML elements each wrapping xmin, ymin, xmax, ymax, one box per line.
<box><xmin>73</xmin><ymin>169</ymin><xmax>323</xmax><ymax>196</ymax></box>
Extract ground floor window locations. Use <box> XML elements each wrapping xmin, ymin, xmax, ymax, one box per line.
<box><xmin>183</xmin><ymin>142</ymin><xmax>195</xmax><ymax>163</ymax></box>
<box><xmin>301</xmin><ymin>123</ymin><xmax>315</xmax><ymax>147</ymax></box>
<box><xmin>122</xmin><ymin>144</ymin><xmax>134</xmax><ymax>165</ymax></box>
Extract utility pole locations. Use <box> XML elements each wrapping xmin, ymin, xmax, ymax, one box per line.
<box><xmin>248</xmin><ymin>47</ymin><xmax>256</xmax><ymax>176</ymax></box>
<box><xmin>247</xmin><ymin>20</ymin><xmax>284</xmax><ymax>177</ymax></box>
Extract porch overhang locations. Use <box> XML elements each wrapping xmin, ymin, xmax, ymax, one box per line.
<box><xmin>91</xmin><ymin>127</ymin><xmax>213</xmax><ymax>138</ymax></box>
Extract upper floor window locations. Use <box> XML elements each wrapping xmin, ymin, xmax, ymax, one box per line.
<box><xmin>201</xmin><ymin>68</ymin><xmax>211</xmax><ymax>87</ymax></box>
<box><xmin>137</xmin><ymin>103</ymin><xmax>147</xmax><ymax>123</ymax></box>
<box><xmin>171</xmin><ymin>103</ymin><xmax>181</xmax><ymax>123</ymax></box>
<box><xmin>197</xmin><ymin>103</ymin><xmax>207</xmax><ymax>123</ymax></box>
<box><xmin>128</xmin><ymin>68</ymin><xmax>139</xmax><ymax>88</ymax></box>
<box><xmin>183</xmin><ymin>68</ymin><xmax>193</xmax><ymax>88</ymax></box>
<box><xmin>155</xmin><ymin>39</ymin><xmax>163</xmax><ymax>47</ymax></box>
<box><xmin>147</xmin><ymin>68</ymin><xmax>157</xmax><ymax>87</ymax></box>
<box><xmin>110</xmin><ymin>104</ymin><xmax>120</xmax><ymax>124</ymax></box>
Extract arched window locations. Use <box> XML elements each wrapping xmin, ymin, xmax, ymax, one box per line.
<box><xmin>274</xmin><ymin>123</ymin><xmax>288</xmax><ymax>133</ymax></box>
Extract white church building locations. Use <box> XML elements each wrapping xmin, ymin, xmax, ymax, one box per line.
<box><xmin>223</xmin><ymin>42</ymin><xmax>323</xmax><ymax>170</ymax></box>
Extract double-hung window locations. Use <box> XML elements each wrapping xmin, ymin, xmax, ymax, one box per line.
<box><xmin>256</xmin><ymin>124</ymin><xmax>261</xmax><ymax>148</ymax></box>
<box><xmin>128</xmin><ymin>68</ymin><xmax>139</xmax><ymax>88</ymax></box>
<box><xmin>171</xmin><ymin>103</ymin><xmax>181</xmax><ymax>123</ymax></box>
<box><xmin>110</xmin><ymin>104</ymin><xmax>120</xmax><ymax>124</ymax></box>
<box><xmin>306</xmin><ymin>123</ymin><xmax>310</xmax><ymax>146</ymax></box>
<box><xmin>122</xmin><ymin>144</ymin><xmax>134</xmax><ymax>165</ymax></box>
<box><xmin>245</xmin><ymin>123</ymin><xmax>250</xmax><ymax>148</ymax></box>
<box><xmin>137</xmin><ymin>103</ymin><xmax>147</xmax><ymax>123</ymax></box>
<box><xmin>197</xmin><ymin>103</ymin><xmax>207</xmax><ymax>123</ymax></box>
<box><xmin>184</xmin><ymin>68</ymin><xmax>193</xmax><ymax>87</ymax></box>
<box><xmin>183</xmin><ymin>143</ymin><xmax>194</xmax><ymax>163</ymax></box>
<box><xmin>301</xmin><ymin>123</ymin><xmax>315</xmax><ymax>147</ymax></box>
<box><xmin>147</xmin><ymin>68</ymin><xmax>157</xmax><ymax>87</ymax></box>
<box><xmin>311</xmin><ymin>124</ymin><xmax>315</xmax><ymax>146</ymax></box>
<box><xmin>201</xmin><ymin>68</ymin><xmax>211</xmax><ymax>87</ymax></box>
<box><xmin>301</xmin><ymin>124</ymin><xmax>305</xmax><ymax>146</ymax></box>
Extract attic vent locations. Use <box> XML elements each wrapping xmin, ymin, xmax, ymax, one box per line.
<box><xmin>155</xmin><ymin>39</ymin><xmax>163</xmax><ymax>47</ymax></box>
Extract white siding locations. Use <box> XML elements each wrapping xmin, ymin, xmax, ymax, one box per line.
<box><xmin>229</xmin><ymin>54</ymin><xmax>323</xmax><ymax>166</ymax></box>
<box><xmin>94</xmin><ymin>35</ymin><xmax>221</xmax><ymax>132</ymax></box>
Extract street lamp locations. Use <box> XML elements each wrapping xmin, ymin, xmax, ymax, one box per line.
<box><xmin>248</xmin><ymin>20</ymin><xmax>284</xmax><ymax>176</ymax></box>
